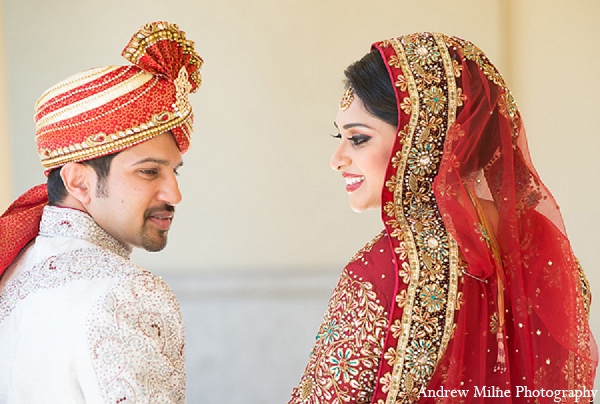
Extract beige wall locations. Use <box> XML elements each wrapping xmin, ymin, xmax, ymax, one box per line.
<box><xmin>0</xmin><ymin>1</ymin><xmax>10</xmax><ymax>210</ymax></box>
<box><xmin>508</xmin><ymin>1</ymin><xmax>600</xmax><ymax>375</ymax></box>
<box><xmin>1</xmin><ymin>0</ymin><xmax>598</xmax><ymax>395</ymax></box>
<box><xmin>503</xmin><ymin>4</ymin><xmax>600</xmax><ymax>389</ymax></box>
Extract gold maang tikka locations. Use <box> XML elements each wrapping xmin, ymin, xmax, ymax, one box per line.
<box><xmin>340</xmin><ymin>85</ymin><xmax>354</xmax><ymax>111</ymax></box>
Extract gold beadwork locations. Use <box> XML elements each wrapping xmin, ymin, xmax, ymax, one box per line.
<box><xmin>122</xmin><ymin>21</ymin><xmax>203</xmax><ymax>90</ymax></box>
<box><xmin>39</xmin><ymin>109</ymin><xmax>189</xmax><ymax>169</ymax></box>
<box><xmin>383</xmin><ymin>33</ymin><xmax>460</xmax><ymax>404</ymax></box>
<box><xmin>174</xmin><ymin>67</ymin><xmax>192</xmax><ymax>115</ymax></box>
<box><xmin>340</xmin><ymin>85</ymin><xmax>355</xmax><ymax>111</ymax></box>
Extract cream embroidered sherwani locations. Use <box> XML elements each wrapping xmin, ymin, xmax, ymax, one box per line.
<box><xmin>0</xmin><ymin>206</ymin><xmax>185</xmax><ymax>403</ymax></box>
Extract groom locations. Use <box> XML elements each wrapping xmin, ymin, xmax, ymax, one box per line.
<box><xmin>0</xmin><ymin>21</ymin><xmax>202</xmax><ymax>403</ymax></box>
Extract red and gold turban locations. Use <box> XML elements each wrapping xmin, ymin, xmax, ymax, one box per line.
<box><xmin>0</xmin><ymin>21</ymin><xmax>203</xmax><ymax>273</ymax></box>
<box><xmin>35</xmin><ymin>21</ymin><xmax>202</xmax><ymax>171</ymax></box>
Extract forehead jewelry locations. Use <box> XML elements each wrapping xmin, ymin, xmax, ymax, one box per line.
<box><xmin>340</xmin><ymin>85</ymin><xmax>355</xmax><ymax>111</ymax></box>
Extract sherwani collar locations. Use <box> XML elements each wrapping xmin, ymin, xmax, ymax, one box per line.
<box><xmin>39</xmin><ymin>205</ymin><xmax>132</xmax><ymax>259</ymax></box>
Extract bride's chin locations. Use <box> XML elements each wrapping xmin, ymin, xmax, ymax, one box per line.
<box><xmin>347</xmin><ymin>189</ymin><xmax>381</xmax><ymax>213</ymax></box>
<box><xmin>348</xmin><ymin>201</ymin><xmax>379</xmax><ymax>213</ymax></box>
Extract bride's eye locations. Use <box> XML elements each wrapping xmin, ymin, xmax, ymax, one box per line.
<box><xmin>348</xmin><ymin>135</ymin><xmax>371</xmax><ymax>146</ymax></box>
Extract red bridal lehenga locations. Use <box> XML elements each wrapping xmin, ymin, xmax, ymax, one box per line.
<box><xmin>289</xmin><ymin>32</ymin><xmax>597</xmax><ymax>404</ymax></box>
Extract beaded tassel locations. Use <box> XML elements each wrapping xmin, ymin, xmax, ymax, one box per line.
<box><xmin>465</xmin><ymin>185</ymin><xmax>507</xmax><ymax>373</ymax></box>
<box><xmin>494</xmin><ymin>331</ymin><xmax>507</xmax><ymax>373</ymax></box>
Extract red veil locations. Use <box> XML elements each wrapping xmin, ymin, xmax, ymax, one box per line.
<box><xmin>370</xmin><ymin>33</ymin><xmax>597</xmax><ymax>403</ymax></box>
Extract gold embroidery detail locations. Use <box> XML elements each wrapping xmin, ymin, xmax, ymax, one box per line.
<box><xmin>395</xmin><ymin>75</ymin><xmax>408</xmax><ymax>91</ymax></box>
<box><xmin>446</xmin><ymin>35</ymin><xmax>519</xmax><ymax>134</ymax></box>
<box><xmin>122</xmin><ymin>21</ymin><xmax>203</xmax><ymax>89</ymax></box>
<box><xmin>498</xmin><ymin>91</ymin><xmax>517</xmax><ymax>118</ymax></box>
<box><xmin>383</xmin><ymin>33</ymin><xmax>459</xmax><ymax>404</ymax></box>
<box><xmin>174</xmin><ymin>66</ymin><xmax>193</xmax><ymax>115</ymax></box>
<box><xmin>576</xmin><ymin>259</ymin><xmax>591</xmax><ymax>317</ymax></box>
<box><xmin>350</xmin><ymin>230</ymin><xmax>385</xmax><ymax>262</ymax></box>
<box><xmin>300</xmin><ymin>377</ymin><xmax>314</xmax><ymax>400</ymax></box>
<box><xmin>39</xmin><ymin>108</ymin><xmax>189</xmax><ymax>169</ymax></box>
<box><xmin>434</xmin><ymin>31</ymin><xmax>460</xmax><ymax>363</ymax></box>
<box><xmin>289</xmin><ymin>267</ymin><xmax>389</xmax><ymax>403</ymax></box>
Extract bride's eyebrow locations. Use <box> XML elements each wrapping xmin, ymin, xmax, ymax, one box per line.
<box><xmin>333</xmin><ymin>121</ymin><xmax>375</xmax><ymax>130</ymax></box>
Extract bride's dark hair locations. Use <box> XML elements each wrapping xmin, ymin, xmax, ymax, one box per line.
<box><xmin>345</xmin><ymin>47</ymin><xmax>502</xmax><ymax>176</ymax></box>
<box><xmin>344</xmin><ymin>49</ymin><xmax>398</xmax><ymax>128</ymax></box>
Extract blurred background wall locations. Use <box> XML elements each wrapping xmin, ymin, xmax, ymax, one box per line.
<box><xmin>0</xmin><ymin>0</ymin><xmax>598</xmax><ymax>401</ymax></box>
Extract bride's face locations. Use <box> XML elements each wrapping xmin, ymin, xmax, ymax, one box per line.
<box><xmin>330</xmin><ymin>95</ymin><xmax>397</xmax><ymax>212</ymax></box>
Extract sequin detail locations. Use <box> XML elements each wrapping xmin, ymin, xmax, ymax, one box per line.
<box><xmin>39</xmin><ymin>205</ymin><xmax>132</xmax><ymax>259</ymax></box>
<box><xmin>0</xmin><ymin>206</ymin><xmax>186</xmax><ymax>401</ymax></box>
<box><xmin>87</xmin><ymin>271</ymin><xmax>186</xmax><ymax>403</ymax></box>
<box><xmin>0</xmin><ymin>248</ymin><xmax>130</xmax><ymax>323</ymax></box>
<box><xmin>288</xmin><ymin>267</ymin><xmax>389</xmax><ymax>403</ymax></box>
<box><xmin>376</xmin><ymin>34</ymin><xmax>460</xmax><ymax>403</ymax></box>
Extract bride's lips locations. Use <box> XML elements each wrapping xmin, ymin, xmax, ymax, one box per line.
<box><xmin>342</xmin><ymin>173</ymin><xmax>365</xmax><ymax>192</ymax></box>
